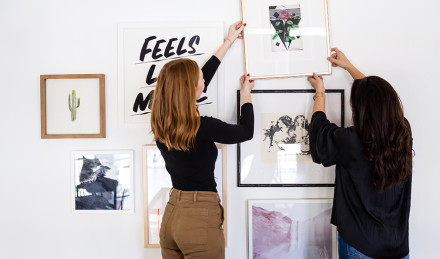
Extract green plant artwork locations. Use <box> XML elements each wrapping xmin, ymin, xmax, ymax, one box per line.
<box><xmin>68</xmin><ymin>90</ymin><xmax>80</xmax><ymax>121</ymax></box>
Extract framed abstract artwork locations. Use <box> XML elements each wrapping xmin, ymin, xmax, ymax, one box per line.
<box><xmin>118</xmin><ymin>22</ymin><xmax>223</xmax><ymax>128</ymax></box>
<box><xmin>237</xmin><ymin>89</ymin><xmax>344</xmax><ymax>187</ymax></box>
<box><xmin>40</xmin><ymin>74</ymin><xmax>106</xmax><ymax>138</ymax></box>
<box><xmin>241</xmin><ymin>0</ymin><xmax>331</xmax><ymax>79</ymax></box>
<box><xmin>248</xmin><ymin>199</ymin><xmax>337</xmax><ymax>259</ymax></box>
<box><xmin>142</xmin><ymin>144</ymin><xmax>228</xmax><ymax>248</ymax></box>
<box><xmin>71</xmin><ymin>150</ymin><xmax>134</xmax><ymax>213</ymax></box>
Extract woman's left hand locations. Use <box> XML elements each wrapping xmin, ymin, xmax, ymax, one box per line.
<box><xmin>226</xmin><ymin>21</ymin><xmax>245</xmax><ymax>45</ymax></box>
<box><xmin>307</xmin><ymin>73</ymin><xmax>325</xmax><ymax>92</ymax></box>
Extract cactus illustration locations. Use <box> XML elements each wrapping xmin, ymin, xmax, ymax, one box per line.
<box><xmin>68</xmin><ymin>90</ymin><xmax>80</xmax><ymax>121</ymax></box>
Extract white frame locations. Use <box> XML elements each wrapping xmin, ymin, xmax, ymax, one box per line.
<box><xmin>142</xmin><ymin>144</ymin><xmax>228</xmax><ymax>248</ymax></box>
<box><xmin>241</xmin><ymin>0</ymin><xmax>331</xmax><ymax>79</ymax></box>
<box><xmin>71</xmin><ymin>150</ymin><xmax>134</xmax><ymax>213</ymax></box>
<box><xmin>118</xmin><ymin>22</ymin><xmax>224</xmax><ymax>128</ymax></box>
<box><xmin>248</xmin><ymin>199</ymin><xmax>337</xmax><ymax>259</ymax></box>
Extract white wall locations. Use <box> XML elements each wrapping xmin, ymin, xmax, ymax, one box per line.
<box><xmin>0</xmin><ymin>0</ymin><xmax>438</xmax><ymax>258</ymax></box>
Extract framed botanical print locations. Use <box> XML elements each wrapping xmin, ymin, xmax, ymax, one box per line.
<box><xmin>241</xmin><ymin>0</ymin><xmax>331</xmax><ymax>79</ymax></box>
<box><xmin>142</xmin><ymin>144</ymin><xmax>228</xmax><ymax>248</ymax></box>
<box><xmin>248</xmin><ymin>199</ymin><xmax>337</xmax><ymax>259</ymax></box>
<box><xmin>71</xmin><ymin>150</ymin><xmax>134</xmax><ymax>213</ymax></box>
<box><xmin>237</xmin><ymin>89</ymin><xmax>344</xmax><ymax>187</ymax></box>
<box><xmin>40</xmin><ymin>74</ymin><xmax>105</xmax><ymax>138</ymax></box>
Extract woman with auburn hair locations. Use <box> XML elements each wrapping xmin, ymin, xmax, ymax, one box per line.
<box><xmin>150</xmin><ymin>21</ymin><xmax>254</xmax><ymax>259</ymax></box>
<box><xmin>308</xmin><ymin>48</ymin><xmax>412</xmax><ymax>259</ymax></box>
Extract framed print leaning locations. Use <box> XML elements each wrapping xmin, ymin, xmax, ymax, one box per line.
<box><xmin>241</xmin><ymin>0</ymin><xmax>331</xmax><ymax>79</ymax></box>
<box><xmin>40</xmin><ymin>74</ymin><xmax>105</xmax><ymax>138</ymax></box>
<box><xmin>71</xmin><ymin>150</ymin><xmax>134</xmax><ymax>213</ymax></box>
<box><xmin>142</xmin><ymin>144</ymin><xmax>227</xmax><ymax>248</ymax></box>
<box><xmin>248</xmin><ymin>199</ymin><xmax>337</xmax><ymax>259</ymax></box>
<box><xmin>118</xmin><ymin>22</ymin><xmax>223</xmax><ymax>128</ymax></box>
<box><xmin>237</xmin><ymin>89</ymin><xmax>344</xmax><ymax>187</ymax></box>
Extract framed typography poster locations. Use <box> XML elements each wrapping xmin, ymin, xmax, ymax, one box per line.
<box><xmin>118</xmin><ymin>22</ymin><xmax>223</xmax><ymax>128</ymax></box>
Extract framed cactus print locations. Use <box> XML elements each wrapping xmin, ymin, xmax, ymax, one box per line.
<box><xmin>40</xmin><ymin>74</ymin><xmax>106</xmax><ymax>138</ymax></box>
<box><xmin>241</xmin><ymin>0</ymin><xmax>331</xmax><ymax>80</ymax></box>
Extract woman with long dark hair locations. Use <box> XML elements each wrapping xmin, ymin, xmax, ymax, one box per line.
<box><xmin>308</xmin><ymin>48</ymin><xmax>412</xmax><ymax>259</ymax></box>
<box><xmin>150</xmin><ymin>21</ymin><xmax>254</xmax><ymax>259</ymax></box>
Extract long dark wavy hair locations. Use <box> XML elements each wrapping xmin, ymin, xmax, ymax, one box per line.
<box><xmin>351</xmin><ymin>76</ymin><xmax>412</xmax><ymax>191</ymax></box>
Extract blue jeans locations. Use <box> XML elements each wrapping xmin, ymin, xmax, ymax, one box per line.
<box><xmin>338</xmin><ymin>234</ymin><xmax>409</xmax><ymax>259</ymax></box>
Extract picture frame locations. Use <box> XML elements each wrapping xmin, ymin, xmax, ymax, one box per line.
<box><xmin>40</xmin><ymin>74</ymin><xmax>105</xmax><ymax>138</ymax></box>
<box><xmin>248</xmin><ymin>199</ymin><xmax>337</xmax><ymax>259</ymax></box>
<box><xmin>237</xmin><ymin>89</ymin><xmax>344</xmax><ymax>187</ymax></box>
<box><xmin>241</xmin><ymin>0</ymin><xmax>331</xmax><ymax>79</ymax></box>
<box><xmin>142</xmin><ymin>144</ymin><xmax>228</xmax><ymax>248</ymax></box>
<box><xmin>71</xmin><ymin>150</ymin><xmax>134</xmax><ymax>213</ymax></box>
<box><xmin>118</xmin><ymin>22</ymin><xmax>223</xmax><ymax>128</ymax></box>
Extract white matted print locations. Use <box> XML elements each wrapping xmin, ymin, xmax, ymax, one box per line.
<box><xmin>241</xmin><ymin>0</ymin><xmax>331</xmax><ymax>79</ymax></box>
<box><xmin>72</xmin><ymin>150</ymin><xmax>134</xmax><ymax>213</ymax></box>
<box><xmin>238</xmin><ymin>90</ymin><xmax>344</xmax><ymax>187</ymax></box>
<box><xmin>118</xmin><ymin>22</ymin><xmax>223</xmax><ymax>128</ymax></box>
<box><xmin>40</xmin><ymin>74</ymin><xmax>105</xmax><ymax>138</ymax></box>
<box><xmin>142</xmin><ymin>144</ymin><xmax>227</xmax><ymax>248</ymax></box>
<box><xmin>248</xmin><ymin>199</ymin><xmax>337</xmax><ymax>259</ymax></box>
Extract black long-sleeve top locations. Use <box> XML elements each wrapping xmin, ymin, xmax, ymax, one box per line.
<box><xmin>156</xmin><ymin>56</ymin><xmax>254</xmax><ymax>192</ymax></box>
<box><xmin>309</xmin><ymin>111</ymin><xmax>412</xmax><ymax>259</ymax></box>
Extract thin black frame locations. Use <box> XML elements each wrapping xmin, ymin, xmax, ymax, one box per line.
<box><xmin>237</xmin><ymin>89</ymin><xmax>345</xmax><ymax>187</ymax></box>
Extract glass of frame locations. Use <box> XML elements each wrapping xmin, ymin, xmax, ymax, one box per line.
<box><xmin>237</xmin><ymin>89</ymin><xmax>344</xmax><ymax>187</ymax></box>
<box><xmin>248</xmin><ymin>199</ymin><xmax>337</xmax><ymax>259</ymax></box>
<box><xmin>71</xmin><ymin>150</ymin><xmax>134</xmax><ymax>213</ymax></box>
<box><xmin>142</xmin><ymin>144</ymin><xmax>228</xmax><ymax>248</ymax></box>
<box><xmin>241</xmin><ymin>0</ymin><xmax>331</xmax><ymax>79</ymax></box>
<box><xmin>40</xmin><ymin>74</ymin><xmax>105</xmax><ymax>138</ymax></box>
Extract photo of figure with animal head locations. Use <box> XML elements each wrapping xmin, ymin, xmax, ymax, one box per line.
<box><xmin>72</xmin><ymin>151</ymin><xmax>134</xmax><ymax>212</ymax></box>
<box><xmin>262</xmin><ymin>113</ymin><xmax>311</xmax><ymax>163</ymax></box>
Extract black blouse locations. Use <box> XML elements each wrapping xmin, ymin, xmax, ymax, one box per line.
<box><xmin>310</xmin><ymin>111</ymin><xmax>412</xmax><ymax>259</ymax></box>
<box><xmin>156</xmin><ymin>56</ymin><xmax>254</xmax><ymax>192</ymax></box>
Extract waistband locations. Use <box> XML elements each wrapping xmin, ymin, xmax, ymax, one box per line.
<box><xmin>169</xmin><ymin>188</ymin><xmax>220</xmax><ymax>203</ymax></box>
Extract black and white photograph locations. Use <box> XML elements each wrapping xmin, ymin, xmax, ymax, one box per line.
<box><xmin>72</xmin><ymin>150</ymin><xmax>134</xmax><ymax>212</ymax></box>
<box><xmin>237</xmin><ymin>90</ymin><xmax>344</xmax><ymax>187</ymax></box>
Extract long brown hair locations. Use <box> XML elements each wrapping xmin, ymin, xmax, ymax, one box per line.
<box><xmin>351</xmin><ymin>76</ymin><xmax>412</xmax><ymax>191</ymax></box>
<box><xmin>150</xmin><ymin>58</ymin><xmax>201</xmax><ymax>151</ymax></box>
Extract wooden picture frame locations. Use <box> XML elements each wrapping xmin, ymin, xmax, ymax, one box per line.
<box><xmin>237</xmin><ymin>89</ymin><xmax>344</xmax><ymax>187</ymax></box>
<box><xmin>241</xmin><ymin>0</ymin><xmax>331</xmax><ymax>79</ymax></box>
<box><xmin>40</xmin><ymin>74</ymin><xmax>105</xmax><ymax>138</ymax></box>
<box><xmin>142</xmin><ymin>144</ymin><xmax>228</xmax><ymax>248</ymax></box>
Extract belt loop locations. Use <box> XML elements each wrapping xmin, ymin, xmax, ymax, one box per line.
<box><xmin>194</xmin><ymin>191</ymin><xmax>197</xmax><ymax>202</ymax></box>
<box><xmin>169</xmin><ymin>187</ymin><xmax>174</xmax><ymax>197</ymax></box>
<box><xmin>177</xmin><ymin>190</ymin><xmax>181</xmax><ymax>201</ymax></box>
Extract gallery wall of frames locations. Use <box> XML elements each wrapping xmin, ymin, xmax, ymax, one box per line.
<box><xmin>37</xmin><ymin>5</ymin><xmax>341</xmax><ymax>256</ymax></box>
<box><xmin>3</xmin><ymin>0</ymin><xmax>432</xmax><ymax>258</ymax></box>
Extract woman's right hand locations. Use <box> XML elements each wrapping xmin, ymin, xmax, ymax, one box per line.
<box><xmin>240</xmin><ymin>74</ymin><xmax>254</xmax><ymax>93</ymax></box>
<box><xmin>327</xmin><ymin>48</ymin><xmax>352</xmax><ymax>69</ymax></box>
<box><xmin>327</xmin><ymin>47</ymin><xmax>365</xmax><ymax>79</ymax></box>
<box><xmin>240</xmin><ymin>75</ymin><xmax>254</xmax><ymax>104</ymax></box>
